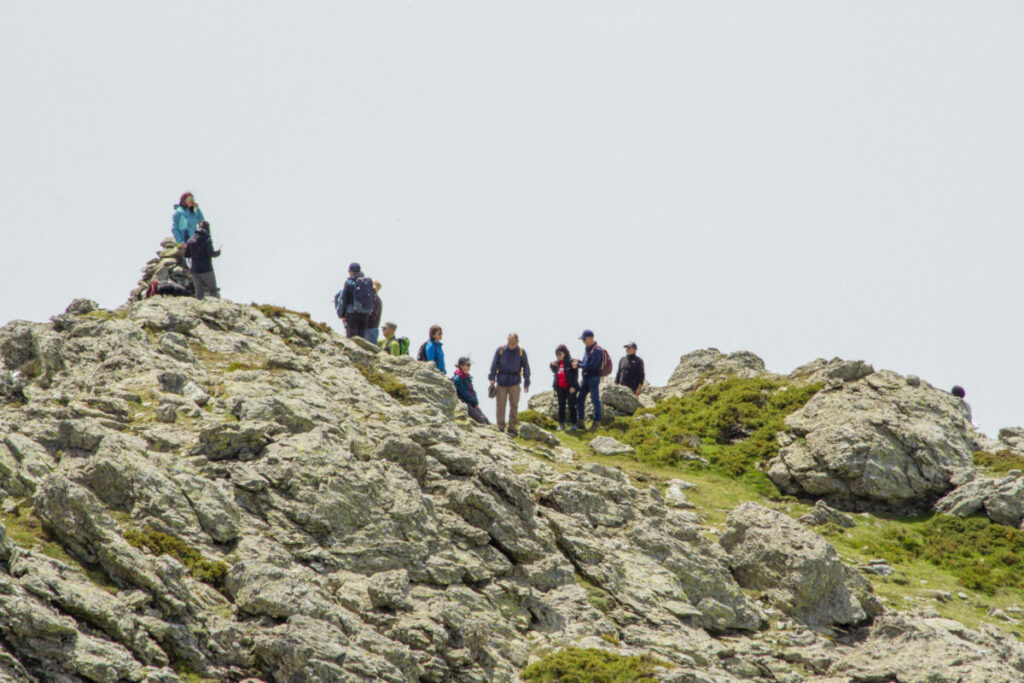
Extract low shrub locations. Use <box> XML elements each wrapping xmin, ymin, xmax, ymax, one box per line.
<box><xmin>354</xmin><ymin>362</ymin><xmax>411</xmax><ymax>403</ymax></box>
<box><xmin>823</xmin><ymin>514</ymin><xmax>1024</xmax><ymax>595</ymax></box>
<box><xmin>521</xmin><ymin>648</ymin><xmax>664</xmax><ymax>683</ymax></box>
<box><xmin>124</xmin><ymin>525</ymin><xmax>229</xmax><ymax>590</ymax></box>
<box><xmin>973</xmin><ymin>450</ymin><xmax>1024</xmax><ymax>474</ymax></box>
<box><xmin>599</xmin><ymin>377</ymin><xmax>821</xmax><ymax>481</ymax></box>
<box><xmin>519</xmin><ymin>410</ymin><xmax>558</xmax><ymax>431</ymax></box>
<box><xmin>253</xmin><ymin>303</ymin><xmax>332</xmax><ymax>335</ymax></box>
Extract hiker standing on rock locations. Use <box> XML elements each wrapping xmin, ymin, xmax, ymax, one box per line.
<box><xmin>184</xmin><ymin>220</ymin><xmax>221</xmax><ymax>299</ymax></box>
<box><xmin>378</xmin><ymin>322</ymin><xmax>406</xmax><ymax>356</ymax></box>
<box><xmin>172</xmin><ymin>192</ymin><xmax>205</xmax><ymax>246</ymax></box>
<box><xmin>574</xmin><ymin>329</ymin><xmax>606</xmax><ymax>430</ymax></box>
<box><xmin>489</xmin><ymin>333</ymin><xmax>531</xmax><ymax>436</ymax></box>
<box><xmin>335</xmin><ymin>263</ymin><xmax>375</xmax><ymax>339</ymax></box>
<box><xmin>615</xmin><ymin>342</ymin><xmax>646</xmax><ymax>396</ymax></box>
<box><xmin>365</xmin><ymin>280</ymin><xmax>383</xmax><ymax>344</ymax></box>
<box><xmin>550</xmin><ymin>345</ymin><xmax>579</xmax><ymax>431</ymax></box>
<box><xmin>420</xmin><ymin>325</ymin><xmax>446</xmax><ymax>373</ymax></box>
<box><xmin>453</xmin><ymin>358</ymin><xmax>490</xmax><ymax>425</ymax></box>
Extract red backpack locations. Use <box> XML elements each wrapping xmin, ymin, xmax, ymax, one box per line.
<box><xmin>599</xmin><ymin>346</ymin><xmax>614</xmax><ymax>377</ymax></box>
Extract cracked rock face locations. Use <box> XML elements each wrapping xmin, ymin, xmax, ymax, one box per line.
<box><xmin>767</xmin><ymin>370</ymin><xmax>980</xmax><ymax>511</ymax></box>
<box><xmin>1</xmin><ymin>293</ymin><xmax>1023</xmax><ymax>682</ymax></box>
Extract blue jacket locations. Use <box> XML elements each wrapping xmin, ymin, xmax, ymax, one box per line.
<box><xmin>452</xmin><ymin>369</ymin><xmax>478</xmax><ymax>406</ymax></box>
<box><xmin>184</xmin><ymin>227</ymin><xmax>220</xmax><ymax>274</ymax></box>
<box><xmin>172</xmin><ymin>204</ymin><xmax>205</xmax><ymax>244</ymax></box>
<box><xmin>489</xmin><ymin>345</ymin><xmax>531</xmax><ymax>388</ymax></box>
<box><xmin>425</xmin><ymin>340</ymin><xmax>445</xmax><ymax>374</ymax></box>
<box><xmin>580</xmin><ymin>343</ymin><xmax>604</xmax><ymax>379</ymax></box>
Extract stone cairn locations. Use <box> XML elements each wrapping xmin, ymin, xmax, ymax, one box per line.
<box><xmin>127</xmin><ymin>237</ymin><xmax>195</xmax><ymax>303</ymax></box>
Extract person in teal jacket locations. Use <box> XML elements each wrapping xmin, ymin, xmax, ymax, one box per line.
<box><xmin>423</xmin><ymin>325</ymin><xmax>446</xmax><ymax>374</ymax></box>
<box><xmin>172</xmin><ymin>192</ymin><xmax>205</xmax><ymax>245</ymax></box>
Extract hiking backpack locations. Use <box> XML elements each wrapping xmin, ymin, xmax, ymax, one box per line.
<box><xmin>417</xmin><ymin>341</ymin><xmax>429</xmax><ymax>362</ymax></box>
<box><xmin>599</xmin><ymin>346</ymin><xmax>614</xmax><ymax>377</ymax></box>
<box><xmin>350</xmin><ymin>277</ymin><xmax>375</xmax><ymax>314</ymax></box>
<box><xmin>333</xmin><ymin>289</ymin><xmax>345</xmax><ymax>318</ymax></box>
<box><xmin>392</xmin><ymin>336</ymin><xmax>411</xmax><ymax>355</ymax></box>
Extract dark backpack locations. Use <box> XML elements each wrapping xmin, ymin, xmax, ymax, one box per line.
<box><xmin>417</xmin><ymin>341</ymin><xmax>429</xmax><ymax>362</ymax></box>
<box><xmin>350</xmin><ymin>277</ymin><xmax>375</xmax><ymax>314</ymax></box>
<box><xmin>333</xmin><ymin>289</ymin><xmax>345</xmax><ymax>318</ymax></box>
<box><xmin>599</xmin><ymin>346</ymin><xmax>614</xmax><ymax>377</ymax></box>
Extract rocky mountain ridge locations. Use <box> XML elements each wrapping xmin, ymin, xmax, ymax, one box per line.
<box><xmin>1</xmin><ymin>292</ymin><xmax>1023</xmax><ymax>681</ymax></box>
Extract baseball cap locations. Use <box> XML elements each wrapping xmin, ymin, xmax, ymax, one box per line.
<box><xmin>348</xmin><ymin>262</ymin><xmax>361</xmax><ymax>272</ymax></box>
<box><xmin>624</xmin><ymin>342</ymin><xmax>638</xmax><ymax>349</ymax></box>
<box><xmin>578</xmin><ymin>329</ymin><xmax>594</xmax><ymax>340</ymax></box>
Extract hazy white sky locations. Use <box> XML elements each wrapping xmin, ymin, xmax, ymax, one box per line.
<box><xmin>1</xmin><ymin>2</ymin><xmax>1022</xmax><ymax>433</ymax></box>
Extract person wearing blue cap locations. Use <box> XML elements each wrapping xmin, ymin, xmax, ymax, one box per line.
<box><xmin>574</xmin><ymin>329</ymin><xmax>605</xmax><ymax>430</ymax></box>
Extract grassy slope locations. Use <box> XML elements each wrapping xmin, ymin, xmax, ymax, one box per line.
<box><xmin>520</xmin><ymin>376</ymin><xmax>1024</xmax><ymax>642</ymax></box>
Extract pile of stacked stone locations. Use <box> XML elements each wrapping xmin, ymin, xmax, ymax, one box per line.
<box><xmin>126</xmin><ymin>237</ymin><xmax>195</xmax><ymax>303</ymax></box>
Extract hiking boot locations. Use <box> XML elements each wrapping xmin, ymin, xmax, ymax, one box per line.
<box><xmin>507</xmin><ymin>428</ymin><xmax>518</xmax><ymax>437</ymax></box>
<box><xmin>557</xmin><ymin>422</ymin><xmax>565</xmax><ymax>431</ymax></box>
<box><xmin>574</xmin><ymin>421</ymin><xmax>586</xmax><ymax>431</ymax></box>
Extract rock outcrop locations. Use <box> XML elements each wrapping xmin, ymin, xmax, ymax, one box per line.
<box><xmin>2</xmin><ymin>290</ymin><xmax>1023</xmax><ymax>681</ymax></box>
<box><xmin>767</xmin><ymin>370</ymin><xmax>979</xmax><ymax>511</ymax></box>
<box><xmin>720</xmin><ymin>503</ymin><xmax>881</xmax><ymax>629</ymax></box>
<box><xmin>653</xmin><ymin>348</ymin><xmax>769</xmax><ymax>400</ymax></box>
<box><xmin>935</xmin><ymin>471</ymin><xmax>1024</xmax><ymax>528</ymax></box>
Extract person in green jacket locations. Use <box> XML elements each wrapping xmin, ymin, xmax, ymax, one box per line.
<box><xmin>378</xmin><ymin>322</ymin><xmax>403</xmax><ymax>356</ymax></box>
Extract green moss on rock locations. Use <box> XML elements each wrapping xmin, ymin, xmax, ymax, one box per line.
<box><xmin>354</xmin><ymin>362</ymin><xmax>411</xmax><ymax>403</ymax></box>
<box><xmin>520</xmin><ymin>410</ymin><xmax>559</xmax><ymax>430</ymax></box>
<box><xmin>973</xmin><ymin>450</ymin><xmax>1024</xmax><ymax>474</ymax></box>
<box><xmin>123</xmin><ymin>525</ymin><xmax>228</xmax><ymax>590</ymax></box>
<box><xmin>521</xmin><ymin>647</ymin><xmax>664</xmax><ymax>682</ymax></box>
<box><xmin>600</xmin><ymin>377</ymin><xmax>821</xmax><ymax>485</ymax></box>
<box><xmin>253</xmin><ymin>303</ymin><xmax>332</xmax><ymax>335</ymax></box>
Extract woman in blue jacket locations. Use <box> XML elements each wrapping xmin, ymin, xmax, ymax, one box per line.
<box><xmin>453</xmin><ymin>357</ymin><xmax>489</xmax><ymax>424</ymax></box>
<box><xmin>172</xmin><ymin>192</ymin><xmax>205</xmax><ymax>245</ymax></box>
<box><xmin>423</xmin><ymin>325</ymin><xmax>446</xmax><ymax>373</ymax></box>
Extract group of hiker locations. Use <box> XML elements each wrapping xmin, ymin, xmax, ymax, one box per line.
<box><xmin>160</xmin><ymin>193</ymin><xmax>648</xmax><ymax>436</ymax></box>
<box><xmin>334</xmin><ymin>262</ymin><xmax>646</xmax><ymax>435</ymax></box>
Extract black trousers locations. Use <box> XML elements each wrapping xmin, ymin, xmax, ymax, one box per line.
<box><xmin>345</xmin><ymin>312</ymin><xmax>369</xmax><ymax>338</ymax></box>
<box><xmin>556</xmin><ymin>387</ymin><xmax>578</xmax><ymax>424</ymax></box>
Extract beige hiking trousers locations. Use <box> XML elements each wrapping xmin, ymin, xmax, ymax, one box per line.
<box><xmin>495</xmin><ymin>384</ymin><xmax>521</xmax><ymax>431</ymax></box>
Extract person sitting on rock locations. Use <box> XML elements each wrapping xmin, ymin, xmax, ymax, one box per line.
<box><xmin>183</xmin><ymin>220</ymin><xmax>221</xmax><ymax>300</ymax></box>
<box><xmin>615</xmin><ymin>342</ymin><xmax>646</xmax><ymax>397</ymax></box>
<box><xmin>549</xmin><ymin>344</ymin><xmax>579</xmax><ymax>431</ymax></box>
<box><xmin>419</xmin><ymin>325</ymin><xmax>446</xmax><ymax>373</ymax></box>
<box><xmin>365</xmin><ymin>280</ymin><xmax>383</xmax><ymax>344</ymax></box>
<box><xmin>453</xmin><ymin>358</ymin><xmax>489</xmax><ymax>425</ymax></box>
<box><xmin>488</xmin><ymin>333</ymin><xmax>531</xmax><ymax>436</ymax></box>
<box><xmin>378</xmin><ymin>322</ymin><xmax>404</xmax><ymax>356</ymax></box>
<box><xmin>145</xmin><ymin>278</ymin><xmax>191</xmax><ymax>298</ymax></box>
<box><xmin>172</xmin><ymin>192</ymin><xmax>204</xmax><ymax>246</ymax></box>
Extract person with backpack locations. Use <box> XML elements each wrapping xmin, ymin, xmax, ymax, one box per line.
<box><xmin>378</xmin><ymin>322</ymin><xmax>409</xmax><ymax>356</ymax></box>
<box><xmin>453</xmin><ymin>358</ymin><xmax>490</xmax><ymax>425</ymax></box>
<box><xmin>365</xmin><ymin>280</ymin><xmax>383</xmax><ymax>344</ymax></box>
<box><xmin>549</xmin><ymin>344</ymin><xmax>579</xmax><ymax>431</ymax></box>
<box><xmin>615</xmin><ymin>342</ymin><xmax>646</xmax><ymax>396</ymax></box>
<box><xmin>335</xmin><ymin>263</ymin><xmax>375</xmax><ymax>339</ymax></box>
<box><xmin>171</xmin><ymin>192</ymin><xmax>205</xmax><ymax>245</ymax></box>
<box><xmin>183</xmin><ymin>220</ymin><xmax>221</xmax><ymax>299</ymax></box>
<box><xmin>574</xmin><ymin>329</ymin><xmax>608</xmax><ymax>430</ymax></box>
<box><xmin>419</xmin><ymin>325</ymin><xmax>446</xmax><ymax>373</ymax></box>
<box><xmin>488</xmin><ymin>333</ymin><xmax>531</xmax><ymax>436</ymax></box>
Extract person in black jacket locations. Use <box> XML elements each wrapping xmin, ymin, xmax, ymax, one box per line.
<box><xmin>549</xmin><ymin>344</ymin><xmax>579</xmax><ymax>430</ymax></box>
<box><xmin>184</xmin><ymin>220</ymin><xmax>221</xmax><ymax>299</ymax></box>
<box><xmin>615</xmin><ymin>342</ymin><xmax>646</xmax><ymax>396</ymax></box>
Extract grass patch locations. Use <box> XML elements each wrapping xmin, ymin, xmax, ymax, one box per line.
<box><xmin>521</xmin><ymin>648</ymin><xmax>666</xmax><ymax>682</ymax></box>
<box><xmin>225</xmin><ymin>360</ymin><xmax>257</xmax><ymax>372</ymax></box>
<box><xmin>123</xmin><ymin>525</ymin><xmax>228</xmax><ymax>590</ymax></box>
<box><xmin>822</xmin><ymin>513</ymin><xmax>1024</xmax><ymax>595</ymax></box>
<box><xmin>520</xmin><ymin>410</ymin><xmax>558</xmax><ymax>431</ymax></box>
<box><xmin>576</xmin><ymin>574</ymin><xmax>614</xmax><ymax>615</ymax></box>
<box><xmin>2</xmin><ymin>507</ymin><xmax>75</xmax><ymax>564</ymax></box>
<box><xmin>598</xmin><ymin>377</ymin><xmax>820</xmax><ymax>484</ymax></box>
<box><xmin>353</xmin><ymin>362</ymin><xmax>411</xmax><ymax>403</ymax></box>
<box><xmin>973</xmin><ymin>450</ymin><xmax>1024</xmax><ymax>474</ymax></box>
<box><xmin>253</xmin><ymin>303</ymin><xmax>332</xmax><ymax>335</ymax></box>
